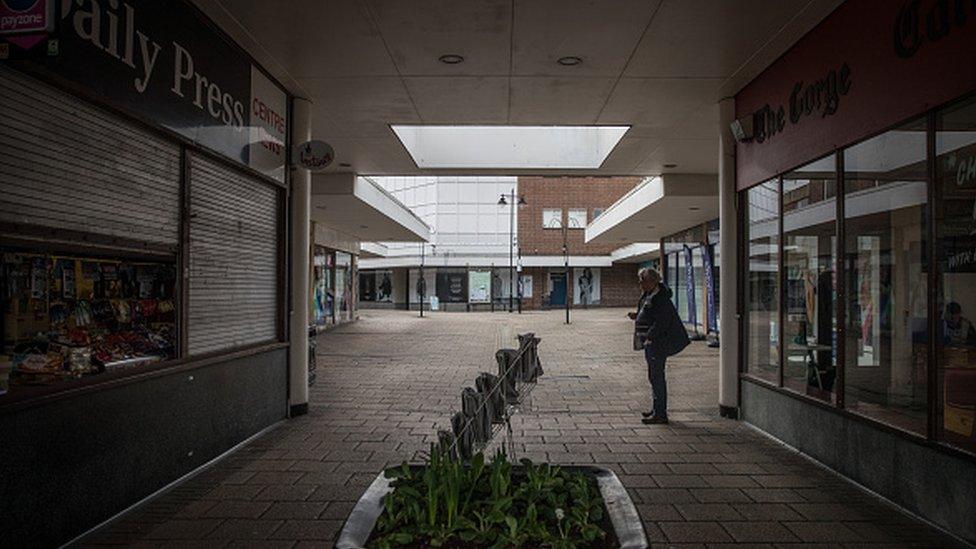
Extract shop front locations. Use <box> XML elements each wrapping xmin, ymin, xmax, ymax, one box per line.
<box><xmin>662</xmin><ymin>221</ymin><xmax>720</xmax><ymax>338</ymax></box>
<box><xmin>733</xmin><ymin>0</ymin><xmax>976</xmax><ymax>540</ymax></box>
<box><xmin>0</xmin><ymin>2</ymin><xmax>291</xmax><ymax>545</ymax></box>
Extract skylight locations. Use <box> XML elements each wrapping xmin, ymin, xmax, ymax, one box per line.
<box><xmin>391</xmin><ymin>125</ymin><xmax>629</xmax><ymax>169</ymax></box>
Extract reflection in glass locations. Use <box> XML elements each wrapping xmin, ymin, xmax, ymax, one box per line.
<box><xmin>843</xmin><ymin>119</ymin><xmax>928</xmax><ymax>434</ymax></box>
<box><xmin>745</xmin><ymin>180</ymin><xmax>780</xmax><ymax>383</ymax></box>
<box><xmin>783</xmin><ymin>155</ymin><xmax>837</xmax><ymax>400</ymax></box>
<box><xmin>936</xmin><ymin>96</ymin><xmax>976</xmax><ymax>454</ymax></box>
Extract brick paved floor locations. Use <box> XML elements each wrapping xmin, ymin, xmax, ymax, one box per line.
<box><xmin>85</xmin><ymin>308</ymin><xmax>966</xmax><ymax>548</ymax></box>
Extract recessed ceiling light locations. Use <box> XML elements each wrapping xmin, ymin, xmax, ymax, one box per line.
<box><xmin>438</xmin><ymin>54</ymin><xmax>464</xmax><ymax>64</ymax></box>
<box><xmin>557</xmin><ymin>56</ymin><xmax>582</xmax><ymax>66</ymax></box>
<box><xmin>688</xmin><ymin>207</ymin><xmax>701</xmax><ymax>211</ymax></box>
<box><xmin>663</xmin><ymin>163</ymin><xmax>677</xmax><ymax>168</ymax></box>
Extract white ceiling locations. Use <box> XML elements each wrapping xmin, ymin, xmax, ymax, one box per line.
<box><xmin>195</xmin><ymin>0</ymin><xmax>843</xmax><ymax>176</ymax></box>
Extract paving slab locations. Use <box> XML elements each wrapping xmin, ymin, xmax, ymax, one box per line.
<box><xmin>83</xmin><ymin>309</ymin><xmax>965</xmax><ymax>547</ymax></box>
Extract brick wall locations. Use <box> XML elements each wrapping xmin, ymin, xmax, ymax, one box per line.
<box><xmin>601</xmin><ymin>263</ymin><xmax>640</xmax><ymax>308</ymax></box>
<box><xmin>518</xmin><ymin>176</ymin><xmax>640</xmax><ymax>256</ymax></box>
<box><xmin>517</xmin><ymin>264</ymin><xmax>639</xmax><ymax>310</ymax></box>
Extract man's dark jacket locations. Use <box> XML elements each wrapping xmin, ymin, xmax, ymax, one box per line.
<box><xmin>635</xmin><ymin>285</ymin><xmax>690</xmax><ymax>357</ymax></box>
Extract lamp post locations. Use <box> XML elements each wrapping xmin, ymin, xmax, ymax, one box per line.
<box><xmin>419</xmin><ymin>242</ymin><xmax>425</xmax><ymax>318</ymax></box>
<box><xmin>498</xmin><ymin>190</ymin><xmax>526</xmax><ymax>313</ymax></box>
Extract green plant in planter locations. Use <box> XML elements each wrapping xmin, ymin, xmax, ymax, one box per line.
<box><xmin>371</xmin><ymin>444</ymin><xmax>608</xmax><ymax>548</ymax></box>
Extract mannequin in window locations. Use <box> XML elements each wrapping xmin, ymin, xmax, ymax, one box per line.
<box><xmin>943</xmin><ymin>302</ymin><xmax>976</xmax><ymax>346</ymax></box>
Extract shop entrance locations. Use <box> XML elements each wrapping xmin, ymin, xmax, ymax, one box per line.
<box><xmin>549</xmin><ymin>272</ymin><xmax>567</xmax><ymax>306</ymax></box>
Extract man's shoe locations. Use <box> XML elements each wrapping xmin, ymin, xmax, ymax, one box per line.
<box><xmin>641</xmin><ymin>416</ymin><xmax>669</xmax><ymax>425</ymax></box>
<box><xmin>641</xmin><ymin>410</ymin><xmax>654</xmax><ymax>418</ymax></box>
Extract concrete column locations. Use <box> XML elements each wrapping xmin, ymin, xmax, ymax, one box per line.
<box><xmin>288</xmin><ymin>98</ymin><xmax>312</xmax><ymax>416</ymax></box>
<box><xmin>718</xmin><ymin>97</ymin><xmax>740</xmax><ymax>418</ymax></box>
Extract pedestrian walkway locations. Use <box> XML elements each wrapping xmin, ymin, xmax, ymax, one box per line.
<box><xmin>85</xmin><ymin>309</ymin><xmax>965</xmax><ymax>548</ymax></box>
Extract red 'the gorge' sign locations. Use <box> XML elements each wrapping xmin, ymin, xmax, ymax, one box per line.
<box><xmin>735</xmin><ymin>0</ymin><xmax>976</xmax><ymax>191</ymax></box>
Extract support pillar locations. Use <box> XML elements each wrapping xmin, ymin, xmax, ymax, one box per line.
<box><xmin>288</xmin><ymin>98</ymin><xmax>312</xmax><ymax>417</ymax></box>
<box><xmin>718</xmin><ymin>97</ymin><xmax>740</xmax><ymax>419</ymax></box>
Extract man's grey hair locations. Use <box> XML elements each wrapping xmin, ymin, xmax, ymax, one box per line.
<box><xmin>638</xmin><ymin>267</ymin><xmax>661</xmax><ymax>283</ymax></box>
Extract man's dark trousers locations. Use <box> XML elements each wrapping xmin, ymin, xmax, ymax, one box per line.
<box><xmin>644</xmin><ymin>345</ymin><xmax>667</xmax><ymax>418</ymax></box>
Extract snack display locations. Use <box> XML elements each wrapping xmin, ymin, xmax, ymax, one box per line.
<box><xmin>1</xmin><ymin>252</ymin><xmax>177</xmax><ymax>394</ymax></box>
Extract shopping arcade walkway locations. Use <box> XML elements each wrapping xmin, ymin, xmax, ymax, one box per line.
<box><xmin>86</xmin><ymin>308</ymin><xmax>965</xmax><ymax>548</ymax></box>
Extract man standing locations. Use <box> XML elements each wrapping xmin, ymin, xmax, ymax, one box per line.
<box><xmin>629</xmin><ymin>268</ymin><xmax>689</xmax><ymax>424</ymax></box>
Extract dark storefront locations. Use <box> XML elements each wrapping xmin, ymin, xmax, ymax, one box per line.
<box><xmin>0</xmin><ymin>1</ymin><xmax>291</xmax><ymax>545</ymax></box>
<box><xmin>663</xmin><ymin>220</ymin><xmax>720</xmax><ymax>338</ymax></box>
<box><xmin>734</xmin><ymin>0</ymin><xmax>976</xmax><ymax>541</ymax></box>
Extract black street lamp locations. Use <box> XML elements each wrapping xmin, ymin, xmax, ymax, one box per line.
<box><xmin>418</xmin><ymin>242</ymin><xmax>425</xmax><ymax>318</ymax></box>
<box><xmin>498</xmin><ymin>190</ymin><xmax>526</xmax><ymax>313</ymax></box>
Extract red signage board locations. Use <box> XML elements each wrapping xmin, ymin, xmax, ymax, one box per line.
<box><xmin>735</xmin><ymin>0</ymin><xmax>976</xmax><ymax>191</ymax></box>
<box><xmin>0</xmin><ymin>0</ymin><xmax>52</xmax><ymax>35</ymax></box>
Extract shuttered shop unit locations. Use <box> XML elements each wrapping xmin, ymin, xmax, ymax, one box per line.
<box><xmin>0</xmin><ymin>65</ymin><xmax>181</xmax><ymax>248</ymax></box>
<box><xmin>188</xmin><ymin>153</ymin><xmax>280</xmax><ymax>355</ymax></box>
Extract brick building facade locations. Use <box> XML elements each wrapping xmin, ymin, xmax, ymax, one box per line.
<box><xmin>518</xmin><ymin>176</ymin><xmax>640</xmax><ymax>256</ymax></box>
<box><xmin>517</xmin><ymin>176</ymin><xmax>642</xmax><ymax>309</ymax></box>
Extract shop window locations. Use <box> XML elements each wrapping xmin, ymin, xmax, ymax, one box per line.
<box><xmin>1</xmin><ymin>252</ymin><xmax>177</xmax><ymax>398</ymax></box>
<box><xmin>567</xmin><ymin>209</ymin><xmax>587</xmax><ymax>229</ymax></box>
<box><xmin>843</xmin><ymin>118</ymin><xmax>928</xmax><ymax>434</ymax></box>
<box><xmin>744</xmin><ymin>179</ymin><xmax>781</xmax><ymax>383</ymax></box>
<box><xmin>782</xmin><ymin>155</ymin><xmax>838</xmax><ymax>401</ymax></box>
<box><xmin>936</xmin><ymin>96</ymin><xmax>976</xmax><ymax>453</ymax></box>
<box><xmin>543</xmin><ymin>209</ymin><xmax>563</xmax><ymax>229</ymax></box>
<box><xmin>692</xmin><ymin>246</ymin><xmax>706</xmax><ymax>330</ymax></box>
<box><xmin>336</xmin><ymin>252</ymin><xmax>353</xmax><ymax>322</ymax></box>
<box><xmin>312</xmin><ymin>248</ymin><xmax>334</xmax><ymax>326</ymax></box>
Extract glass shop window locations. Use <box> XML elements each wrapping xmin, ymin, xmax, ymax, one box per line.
<box><xmin>744</xmin><ymin>179</ymin><xmax>781</xmax><ymax>383</ymax></box>
<box><xmin>0</xmin><ymin>252</ymin><xmax>177</xmax><ymax>398</ymax></box>
<box><xmin>782</xmin><ymin>155</ymin><xmax>838</xmax><ymax>401</ymax></box>
<box><xmin>936</xmin><ymin>96</ymin><xmax>976</xmax><ymax>453</ymax></box>
<box><xmin>843</xmin><ymin>118</ymin><xmax>928</xmax><ymax>435</ymax></box>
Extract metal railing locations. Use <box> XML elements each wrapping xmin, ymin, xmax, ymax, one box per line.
<box><xmin>442</xmin><ymin>334</ymin><xmax>541</xmax><ymax>461</ymax></box>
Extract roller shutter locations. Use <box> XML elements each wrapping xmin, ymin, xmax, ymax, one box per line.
<box><xmin>0</xmin><ymin>65</ymin><xmax>181</xmax><ymax>247</ymax></box>
<box><xmin>187</xmin><ymin>153</ymin><xmax>279</xmax><ymax>355</ymax></box>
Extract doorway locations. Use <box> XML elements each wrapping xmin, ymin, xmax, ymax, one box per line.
<box><xmin>549</xmin><ymin>272</ymin><xmax>567</xmax><ymax>306</ymax></box>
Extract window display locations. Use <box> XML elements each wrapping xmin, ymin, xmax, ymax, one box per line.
<box><xmin>1</xmin><ymin>252</ymin><xmax>177</xmax><ymax>396</ymax></box>
<box><xmin>843</xmin><ymin>118</ymin><xmax>928</xmax><ymax>434</ymax></box>
<box><xmin>336</xmin><ymin>252</ymin><xmax>353</xmax><ymax>322</ymax></box>
<box><xmin>744</xmin><ymin>179</ymin><xmax>781</xmax><ymax>384</ymax></box>
<box><xmin>312</xmin><ymin>248</ymin><xmax>334</xmax><ymax>326</ymax></box>
<box><xmin>937</xmin><ymin>96</ymin><xmax>976</xmax><ymax>453</ymax></box>
<box><xmin>783</xmin><ymin>156</ymin><xmax>837</xmax><ymax>401</ymax></box>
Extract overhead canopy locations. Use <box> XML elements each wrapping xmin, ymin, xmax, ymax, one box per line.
<box><xmin>610</xmin><ymin>243</ymin><xmax>661</xmax><ymax>263</ymax></box>
<box><xmin>311</xmin><ymin>174</ymin><xmax>430</xmax><ymax>242</ymax></box>
<box><xmin>585</xmin><ymin>174</ymin><xmax>716</xmax><ymax>245</ymax></box>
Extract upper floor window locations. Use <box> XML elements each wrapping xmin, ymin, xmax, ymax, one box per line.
<box><xmin>592</xmin><ymin>208</ymin><xmax>605</xmax><ymax>219</ymax></box>
<box><xmin>542</xmin><ymin>209</ymin><xmax>562</xmax><ymax>228</ymax></box>
<box><xmin>567</xmin><ymin>209</ymin><xmax>587</xmax><ymax>229</ymax></box>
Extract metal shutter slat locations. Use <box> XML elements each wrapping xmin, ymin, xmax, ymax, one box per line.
<box><xmin>187</xmin><ymin>153</ymin><xmax>279</xmax><ymax>356</ymax></box>
<box><xmin>0</xmin><ymin>66</ymin><xmax>180</xmax><ymax>246</ymax></box>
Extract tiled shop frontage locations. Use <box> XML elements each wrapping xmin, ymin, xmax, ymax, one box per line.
<box><xmin>85</xmin><ymin>309</ymin><xmax>964</xmax><ymax>547</ymax></box>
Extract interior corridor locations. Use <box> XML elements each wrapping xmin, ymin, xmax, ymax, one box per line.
<box><xmin>85</xmin><ymin>309</ymin><xmax>964</xmax><ymax>547</ymax></box>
